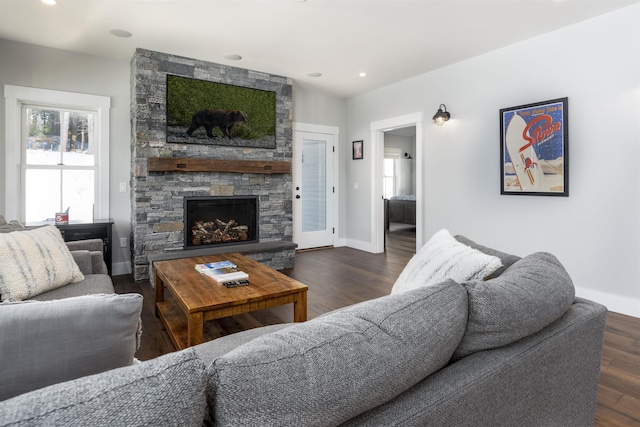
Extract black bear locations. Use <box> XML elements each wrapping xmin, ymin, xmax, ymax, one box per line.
<box><xmin>186</xmin><ymin>109</ymin><xmax>249</xmax><ymax>138</ymax></box>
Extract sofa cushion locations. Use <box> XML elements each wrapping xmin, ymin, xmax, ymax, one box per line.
<box><xmin>0</xmin><ymin>225</ymin><xmax>84</xmax><ymax>302</ymax></box>
<box><xmin>208</xmin><ymin>280</ymin><xmax>468</xmax><ymax>426</ymax></box>
<box><xmin>0</xmin><ymin>348</ymin><xmax>207</xmax><ymax>426</ymax></box>
<box><xmin>0</xmin><ymin>215</ymin><xmax>26</xmax><ymax>233</ymax></box>
<box><xmin>0</xmin><ymin>293</ymin><xmax>142</xmax><ymax>400</ymax></box>
<box><xmin>391</xmin><ymin>229</ymin><xmax>502</xmax><ymax>294</ymax></box>
<box><xmin>453</xmin><ymin>252</ymin><xmax>575</xmax><ymax>360</ymax></box>
<box><xmin>193</xmin><ymin>323</ymin><xmax>293</xmax><ymax>365</ymax></box>
<box><xmin>454</xmin><ymin>235</ymin><xmax>521</xmax><ymax>279</ymax></box>
<box><xmin>31</xmin><ymin>274</ymin><xmax>115</xmax><ymax>301</ymax></box>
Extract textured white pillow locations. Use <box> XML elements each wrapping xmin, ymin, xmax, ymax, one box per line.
<box><xmin>391</xmin><ymin>229</ymin><xmax>502</xmax><ymax>294</ymax></box>
<box><xmin>0</xmin><ymin>225</ymin><xmax>84</xmax><ymax>301</ymax></box>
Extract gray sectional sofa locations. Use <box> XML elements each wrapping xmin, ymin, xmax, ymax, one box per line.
<box><xmin>0</xmin><ymin>232</ymin><xmax>607</xmax><ymax>427</ymax></box>
<box><xmin>0</xmin><ymin>224</ymin><xmax>143</xmax><ymax>404</ymax></box>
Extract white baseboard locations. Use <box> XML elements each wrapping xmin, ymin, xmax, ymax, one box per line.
<box><xmin>575</xmin><ymin>286</ymin><xmax>639</xmax><ymax>318</ymax></box>
<box><xmin>111</xmin><ymin>261</ymin><xmax>132</xmax><ymax>276</ymax></box>
<box><xmin>345</xmin><ymin>238</ymin><xmax>378</xmax><ymax>253</ymax></box>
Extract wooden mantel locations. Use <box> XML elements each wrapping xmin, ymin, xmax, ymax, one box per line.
<box><xmin>147</xmin><ymin>157</ymin><xmax>291</xmax><ymax>174</ymax></box>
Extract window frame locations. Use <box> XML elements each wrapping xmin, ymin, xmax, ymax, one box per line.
<box><xmin>4</xmin><ymin>84</ymin><xmax>110</xmax><ymax>222</ymax></box>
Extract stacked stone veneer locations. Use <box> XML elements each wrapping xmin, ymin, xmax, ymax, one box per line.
<box><xmin>131</xmin><ymin>49</ymin><xmax>294</xmax><ymax>282</ymax></box>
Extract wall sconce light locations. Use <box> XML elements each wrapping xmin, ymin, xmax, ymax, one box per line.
<box><xmin>432</xmin><ymin>104</ymin><xmax>451</xmax><ymax>126</ymax></box>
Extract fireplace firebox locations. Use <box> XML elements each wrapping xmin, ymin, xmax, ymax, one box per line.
<box><xmin>184</xmin><ymin>196</ymin><xmax>258</xmax><ymax>249</ymax></box>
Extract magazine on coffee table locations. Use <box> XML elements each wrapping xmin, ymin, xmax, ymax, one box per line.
<box><xmin>195</xmin><ymin>262</ymin><xmax>249</xmax><ymax>284</ymax></box>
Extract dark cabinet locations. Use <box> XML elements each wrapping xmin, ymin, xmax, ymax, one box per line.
<box><xmin>385</xmin><ymin>200</ymin><xmax>416</xmax><ymax>227</ymax></box>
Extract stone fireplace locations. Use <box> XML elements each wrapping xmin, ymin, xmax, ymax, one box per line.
<box><xmin>184</xmin><ymin>196</ymin><xmax>258</xmax><ymax>249</ymax></box>
<box><xmin>130</xmin><ymin>49</ymin><xmax>295</xmax><ymax>282</ymax></box>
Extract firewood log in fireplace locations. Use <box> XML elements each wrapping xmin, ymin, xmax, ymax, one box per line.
<box><xmin>190</xmin><ymin>219</ymin><xmax>249</xmax><ymax>245</ymax></box>
<box><xmin>215</xmin><ymin>218</ymin><xmax>236</xmax><ymax>234</ymax></box>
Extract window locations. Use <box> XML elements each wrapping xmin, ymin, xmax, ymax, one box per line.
<box><xmin>24</xmin><ymin>106</ymin><xmax>98</xmax><ymax>222</ymax></box>
<box><xmin>383</xmin><ymin>149</ymin><xmax>400</xmax><ymax>199</ymax></box>
<box><xmin>4</xmin><ymin>85</ymin><xmax>110</xmax><ymax>223</ymax></box>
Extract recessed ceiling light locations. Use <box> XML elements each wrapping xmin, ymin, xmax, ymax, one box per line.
<box><xmin>359</xmin><ymin>72</ymin><xmax>367</xmax><ymax>77</ymax></box>
<box><xmin>223</xmin><ymin>54</ymin><xmax>242</xmax><ymax>61</ymax></box>
<box><xmin>41</xmin><ymin>0</ymin><xmax>57</xmax><ymax>5</ymax></box>
<box><xmin>109</xmin><ymin>29</ymin><xmax>132</xmax><ymax>38</ymax></box>
<box><xmin>307</xmin><ymin>72</ymin><xmax>322</xmax><ymax>78</ymax></box>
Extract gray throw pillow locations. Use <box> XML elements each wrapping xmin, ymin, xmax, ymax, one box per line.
<box><xmin>453</xmin><ymin>252</ymin><xmax>575</xmax><ymax>360</ymax></box>
<box><xmin>209</xmin><ymin>280</ymin><xmax>468</xmax><ymax>427</ymax></box>
<box><xmin>0</xmin><ymin>349</ymin><xmax>207</xmax><ymax>426</ymax></box>
<box><xmin>454</xmin><ymin>235</ymin><xmax>521</xmax><ymax>279</ymax></box>
<box><xmin>0</xmin><ymin>293</ymin><xmax>143</xmax><ymax>400</ymax></box>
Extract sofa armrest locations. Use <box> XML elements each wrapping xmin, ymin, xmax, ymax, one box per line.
<box><xmin>90</xmin><ymin>251</ymin><xmax>109</xmax><ymax>275</ymax></box>
<box><xmin>0</xmin><ymin>294</ymin><xmax>143</xmax><ymax>401</ymax></box>
<box><xmin>65</xmin><ymin>238</ymin><xmax>104</xmax><ymax>253</ymax></box>
<box><xmin>66</xmin><ymin>239</ymin><xmax>108</xmax><ymax>274</ymax></box>
<box><xmin>70</xmin><ymin>250</ymin><xmax>108</xmax><ymax>275</ymax></box>
<box><xmin>71</xmin><ymin>250</ymin><xmax>93</xmax><ymax>275</ymax></box>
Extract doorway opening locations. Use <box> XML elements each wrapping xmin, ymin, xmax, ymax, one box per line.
<box><xmin>370</xmin><ymin>113</ymin><xmax>423</xmax><ymax>254</ymax></box>
<box><xmin>383</xmin><ymin>126</ymin><xmax>417</xmax><ymax>252</ymax></box>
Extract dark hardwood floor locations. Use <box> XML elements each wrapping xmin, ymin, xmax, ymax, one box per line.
<box><xmin>596</xmin><ymin>312</ymin><xmax>640</xmax><ymax>426</ymax></box>
<box><xmin>113</xmin><ymin>226</ymin><xmax>639</xmax><ymax>426</ymax></box>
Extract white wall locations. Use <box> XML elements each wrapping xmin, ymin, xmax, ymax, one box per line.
<box><xmin>345</xmin><ymin>4</ymin><xmax>640</xmax><ymax>316</ymax></box>
<box><xmin>292</xmin><ymin>83</ymin><xmax>348</xmax><ymax>244</ymax></box>
<box><xmin>0</xmin><ymin>39</ymin><xmax>132</xmax><ymax>274</ymax></box>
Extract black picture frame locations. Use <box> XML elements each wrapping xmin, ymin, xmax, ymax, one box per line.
<box><xmin>352</xmin><ymin>140</ymin><xmax>363</xmax><ymax>160</ymax></box>
<box><xmin>500</xmin><ymin>97</ymin><xmax>569</xmax><ymax>196</ymax></box>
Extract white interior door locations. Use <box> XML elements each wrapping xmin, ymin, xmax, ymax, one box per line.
<box><xmin>293</xmin><ymin>130</ymin><xmax>334</xmax><ymax>249</ymax></box>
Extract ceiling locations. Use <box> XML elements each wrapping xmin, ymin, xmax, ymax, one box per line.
<box><xmin>0</xmin><ymin>0</ymin><xmax>637</xmax><ymax>98</ymax></box>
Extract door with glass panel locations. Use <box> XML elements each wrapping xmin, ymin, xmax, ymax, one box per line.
<box><xmin>293</xmin><ymin>131</ymin><xmax>334</xmax><ymax>250</ymax></box>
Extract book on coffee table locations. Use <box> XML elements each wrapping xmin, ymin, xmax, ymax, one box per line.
<box><xmin>195</xmin><ymin>262</ymin><xmax>249</xmax><ymax>284</ymax></box>
<box><xmin>203</xmin><ymin>260</ymin><xmax>237</xmax><ymax>269</ymax></box>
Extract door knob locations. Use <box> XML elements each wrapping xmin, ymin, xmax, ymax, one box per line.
<box><xmin>296</xmin><ymin>195</ymin><xmax>301</xmax><ymax>199</ymax></box>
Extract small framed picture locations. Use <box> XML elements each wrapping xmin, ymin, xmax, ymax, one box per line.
<box><xmin>352</xmin><ymin>140</ymin><xmax>363</xmax><ymax>160</ymax></box>
<box><xmin>500</xmin><ymin>97</ymin><xmax>569</xmax><ymax>196</ymax></box>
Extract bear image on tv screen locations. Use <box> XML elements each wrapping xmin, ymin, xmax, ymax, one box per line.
<box><xmin>186</xmin><ymin>109</ymin><xmax>249</xmax><ymax>138</ymax></box>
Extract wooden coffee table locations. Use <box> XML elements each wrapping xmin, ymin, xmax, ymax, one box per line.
<box><xmin>154</xmin><ymin>252</ymin><xmax>308</xmax><ymax>350</ymax></box>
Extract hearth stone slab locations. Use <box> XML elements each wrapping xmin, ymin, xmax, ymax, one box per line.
<box><xmin>146</xmin><ymin>242</ymin><xmax>297</xmax><ymax>285</ymax></box>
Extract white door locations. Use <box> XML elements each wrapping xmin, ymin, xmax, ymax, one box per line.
<box><xmin>293</xmin><ymin>130</ymin><xmax>334</xmax><ymax>249</ymax></box>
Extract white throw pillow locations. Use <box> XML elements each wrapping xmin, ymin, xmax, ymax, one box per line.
<box><xmin>391</xmin><ymin>229</ymin><xmax>502</xmax><ymax>294</ymax></box>
<box><xmin>0</xmin><ymin>225</ymin><xmax>85</xmax><ymax>301</ymax></box>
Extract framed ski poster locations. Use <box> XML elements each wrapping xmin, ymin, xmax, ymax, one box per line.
<box><xmin>500</xmin><ymin>97</ymin><xmax>568</xmax><ymax>196</ymax></box>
